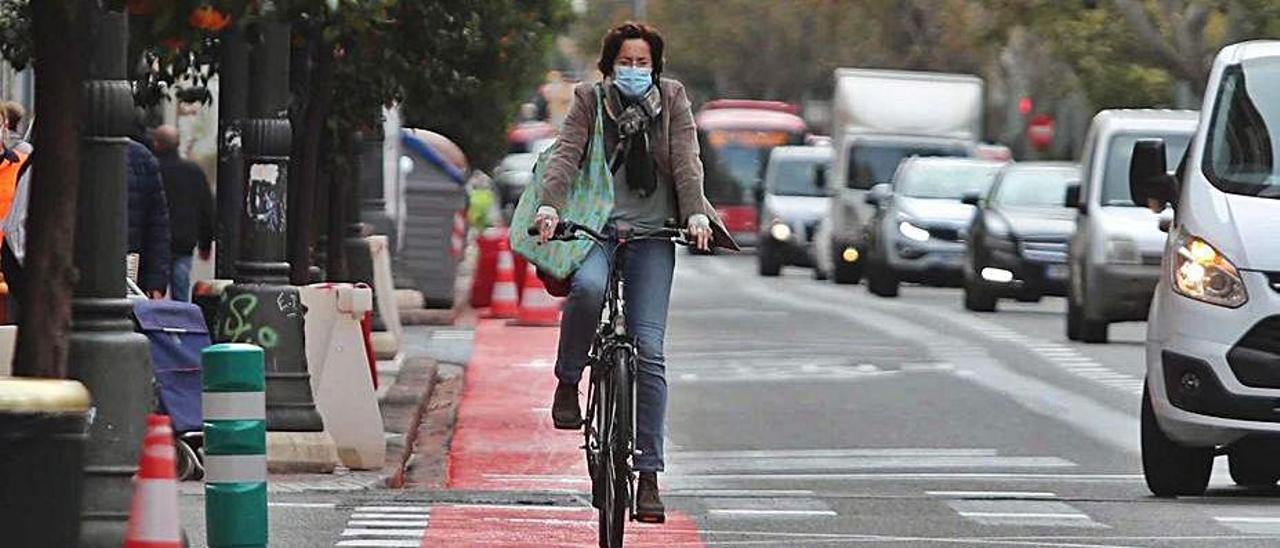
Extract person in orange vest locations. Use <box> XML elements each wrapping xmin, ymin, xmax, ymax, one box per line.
<box><xmin>0</xmin><ymin>106</ymin><xmax>29</xmax><ymax>243</ymax></box>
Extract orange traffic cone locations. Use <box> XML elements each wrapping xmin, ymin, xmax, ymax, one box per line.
<box><xmin>124</xmin><ymin>414</ymin><xmax>182</xmax><ymax>548</ymax></box>
<box><xmin>515</xmin><ymin>262</ymin><xmax>562</xmax><ymax>326</ymax></box>
<box><xmin>488</xmin><ymin>241</ymin><xmax>519</xmax><ymax>318</ymax></box>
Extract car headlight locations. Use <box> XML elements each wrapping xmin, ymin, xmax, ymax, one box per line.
<box><xmin>1171</xmin><ymin>231</ymin><xmax>1247</xmax><ymax>308</ymax></box>
<box><xmin>770</xmin><ymin>222</ymin><xmax>792</xmax><ymax>241</ymax></box>
<box><xmin>898</xmin><ymin>220</ymin><xmax>930</xmax><ymax>242</ymax></box>
<box><xmin>1104</xmin><ymin>236</ymin><xmax>1140</xmax><ymax>265</ymax></box>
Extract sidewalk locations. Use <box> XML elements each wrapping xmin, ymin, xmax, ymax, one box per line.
<box><xmin>418</xmin><ymin>318</ymin><xmax>704</xmax><ymax>546</ymax></box>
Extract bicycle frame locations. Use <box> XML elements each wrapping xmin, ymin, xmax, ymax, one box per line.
<box><xmin>542</xmin><ymin>222</ymin><xmax>687</xmax><ymax>546</ymax></box>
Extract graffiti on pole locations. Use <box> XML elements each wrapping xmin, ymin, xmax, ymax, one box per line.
<box><xmin>247</xmin><ymin>163</ymin><xmax>286</xmax><ymax>233</ymax></box>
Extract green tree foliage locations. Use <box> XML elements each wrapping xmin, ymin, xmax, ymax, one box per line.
<box><xmin>396</xmin><ymin>0</ymin><xmax>572</xmax><ymax>171</ymax></box>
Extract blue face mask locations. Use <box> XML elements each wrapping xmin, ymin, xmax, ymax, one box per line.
<box><xmin>613</xmin><ymin>66</ymin><xmax>653</xmax><ymax>98</ymax></box>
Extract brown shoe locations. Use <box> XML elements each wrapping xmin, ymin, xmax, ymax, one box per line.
<box><xmin>635</xmin><ymin>472</ymin><xmax>665</xmax><ymax>523</ymax></box>
<box><xmin>551</xmin><ymin>383</ymin><xmax>581</xmax><ymax>430</ymax></box>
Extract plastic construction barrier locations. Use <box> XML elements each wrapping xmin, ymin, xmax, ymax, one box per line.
<box><xmin>299</xmin><ymin>283</ymin><xmax>386</xmax><ymax>470</ymax></box>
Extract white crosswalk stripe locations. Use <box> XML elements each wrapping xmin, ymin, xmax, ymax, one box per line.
<box><xmin>933</xmin><ymin>491</ymin><xmax>1107</xmax><ymax>528</ymax></box>
<box><xmin>335</xmin><ymin>505</ymin><xmax>430</xmax><ymax>547</ymax></box>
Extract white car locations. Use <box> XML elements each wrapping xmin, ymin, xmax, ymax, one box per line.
<box><xmin>1066</xmin><ymin>109</ymin><xmax>1197</xmax><ymax>343</ymax></box>
<box><xmin>1133</xmin><ymin>41</ymin><xmax>1280</xmax><ymax>497</ymax></box>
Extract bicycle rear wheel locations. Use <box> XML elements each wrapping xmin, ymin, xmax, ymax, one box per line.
<box><xmin>597</xmin><ymin>348</ymin><xmax>634</xmax><ymax>548</ymax></box>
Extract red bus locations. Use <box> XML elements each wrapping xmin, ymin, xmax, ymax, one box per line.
<box><xmin>695</xmin><ymin>100</ymin><xmax>807</xmax><ymax>246</ymax></box>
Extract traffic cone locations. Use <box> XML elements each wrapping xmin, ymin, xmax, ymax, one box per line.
<box><xmin>124</xmin><ymin>414</ymin><xmax>182</xmax><ymax>548</ymax></box>
<box><xmin>488</xmin><ymin>241</ymin><xmax>519</xmax><ymax>318</ymax></box>
<box><xmin>515</xmin><ymin>262</ymin><xmax>562</xmax><ymax>326</ymax></box>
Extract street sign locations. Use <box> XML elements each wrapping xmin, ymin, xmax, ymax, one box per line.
<box><xmin>1028</xmin><ymin>114</ymin><xmax>1055</xmax><ymax>151</ymax></box>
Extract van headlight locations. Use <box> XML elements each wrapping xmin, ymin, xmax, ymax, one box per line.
<box><xmin>1104</xmin><ymin>236</ymin><xmax>1140</xmax><ymax>265</ymax></box>
<box><xmin>898</xmin><ymin>221</ymin><xmax>930</xmax><ymax>242</ymax></box>
<box><xmin>1171</xmin><ymin>231</ymin><xmax>1247</xmax><ymax>308</ymax></box>
<box><xmin>770</xmin><ymin>222</ymin><xmax>792</xmax><ymax>241</ymax></box>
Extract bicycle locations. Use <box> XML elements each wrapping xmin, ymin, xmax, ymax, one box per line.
<box><xmin>528</xmin><ymin>220</ymin><xmax>690</xmax><ymax>548</ymax></box>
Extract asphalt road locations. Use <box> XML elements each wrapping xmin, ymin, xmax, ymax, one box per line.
<box><xmin>181</xmin><ymin>253</ymin><xmax>1280</xmax><ymax>547</ymax></box>
<box><xmin>658</xmin><ymin>254</ymin><xmax>1280</xmax><ymax>547</ymax></box>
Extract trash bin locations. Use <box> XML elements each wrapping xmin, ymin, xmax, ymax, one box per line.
<box><xmin>400</xmin><ymin>129</ymin><xmax>468</xmax><ymax>309</ymax></box>
<box><xmin>0</xmin><ymin>378</ymin><xmax>92</xmax><ymax>547</ymax></box>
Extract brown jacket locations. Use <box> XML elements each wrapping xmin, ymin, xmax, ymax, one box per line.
<box><xmin>540</xmin><ymin>78</ymin><xmax>739</xmax><ymax>250</ymax></box>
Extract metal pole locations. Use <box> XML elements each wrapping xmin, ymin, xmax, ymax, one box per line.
<box><xmin>216</xmin><ymin>22</ymin><xmax>326</xmax><ymax>435</ymax></box>
<box><xmin>634</xmin><ymin>0</ymin><xmax>647</xmax><ymax>20</ymax></box>
<box><xmin>215</xmin><ymin>27</ymin><xmax>248</xmax><ymax>280</ymax></box>
<box><xmin>69</xmin><ymin>6</ymin><xmax>158</xmax><ymax>546</ymax></box>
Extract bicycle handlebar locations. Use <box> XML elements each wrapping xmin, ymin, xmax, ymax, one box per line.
<box><xmin>526</xmin><ymin>221</ymin><xmax>689</xmax><ymax>245</ymax></box>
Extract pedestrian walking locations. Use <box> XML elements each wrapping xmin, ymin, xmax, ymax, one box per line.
<box><xmin>1</xmin><ymin>101</ymin><xmax>32</xmax><ymax>155</ymax></box>
<box><xmin>152</xmin><ymin>125</ymin><xmax>213</xmax><ymax>301</ymax></box>
<box><xmin>534</xmin><ymin>22</ymin><xmax>737</xmax><ymax>522</ymax></box>
<box><xmin>128</xmin><ymin>135</ymin><xmax>172</xmax><ymax>299</ymax></box>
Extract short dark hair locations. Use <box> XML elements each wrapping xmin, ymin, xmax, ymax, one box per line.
<box><xmin>597</xmin><ymin>22</ymin><xmax>664</xmax><ymax>79</ymax></box>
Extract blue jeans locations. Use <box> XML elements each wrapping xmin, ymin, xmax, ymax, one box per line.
<box><xmin>170</xmin><ymin>255</ymin><xmax>193</xmax><ymax>302</ymax></box>
<box><xmin>555</xmin><ymin>237</ymin><xmax>675</xmax><ymax>472</ymax></box>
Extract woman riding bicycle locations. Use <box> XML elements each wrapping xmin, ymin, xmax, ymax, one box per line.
<box><xmin>535</xmin><ymin>22</ymin><xmax>737</xmax><ymax>522</ymax></box>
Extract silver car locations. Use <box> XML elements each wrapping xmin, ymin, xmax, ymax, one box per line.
<box><xmin>862</xmin><ymin>157</ymin><xmax>1005</xmax><ymax>297</ymax></box>
<box><xmin>757</xmin><ymin>146</ymin><xmax>833</xmax><ymax>277</ymax></box>
<box><xmin>1066</xmin><ymin>109</ymin><xmax>1196</xmax><ymax>343</ymax></box>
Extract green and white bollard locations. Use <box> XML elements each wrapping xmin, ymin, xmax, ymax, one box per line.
<box><xmin>203</xmin><ymin>343</ymin><xmax>269</xmax><ymax>547</ymax></box>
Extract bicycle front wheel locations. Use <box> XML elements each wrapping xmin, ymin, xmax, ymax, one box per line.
<box><xmin>598</xmin><ymin>348</ymin><xmax>634</xmax><ymax>548</ymax></box>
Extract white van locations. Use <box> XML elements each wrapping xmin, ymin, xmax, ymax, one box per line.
<box><xmin>1066</xmin><ymin>110</ymin><xmax>1197</xmax><ymax>343</ymax></box>
<box><xmin>1132</xmin><ymin>41</ymin><xmax>1280</xmax><ymax>497</ymax></box>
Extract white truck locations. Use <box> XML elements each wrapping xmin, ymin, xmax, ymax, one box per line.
<box><xmin>818</xmin><ymin>69</ymin><xmax>984</xmax><ymax>283</ymax></box>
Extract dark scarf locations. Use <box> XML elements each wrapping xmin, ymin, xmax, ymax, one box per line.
<box><xmin>606</xmin><ymin>82</ymin><xmax>663</xmax><ymax>197</ymax></box>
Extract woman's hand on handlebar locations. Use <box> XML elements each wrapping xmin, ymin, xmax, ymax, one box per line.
<box><xmin>687</xmin><ymin>214</ymin><xmax>712</xmax><ymax>251</ymax></box>
<box><xmin>534</xmin><ymin>205</ymin><xmax>560</xmax><ymax>243</ymax></box>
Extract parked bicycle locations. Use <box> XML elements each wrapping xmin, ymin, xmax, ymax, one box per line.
<box><xmin>528</xmin><ymin>220</ymin><xmax>690</xmax><ymax>548</ymax></box>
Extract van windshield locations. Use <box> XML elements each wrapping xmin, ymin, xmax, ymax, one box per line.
<box><xmin>1101</xmin><ymin>132</ymin><xmax>1191</xmax><ymax>206</ymax></box>
<box><xmin>769</xmin><ymin>158</ymin><xmax>829</xmax><ymax>197</ymax></box>
<box><xmin>846</xmin><ymin>142</ymin><xmax>968</xmax><ymax>190</ymax></box>
<box><xmin>1204</xmin><ymin>59</ymin><xmax>1280</xmax><ymax>199</ymax></box>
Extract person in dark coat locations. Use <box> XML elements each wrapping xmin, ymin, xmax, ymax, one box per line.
<box><xmin>127</xmin><ymin>137</ymin><xmax>171</xmax><ymax>298</ymax></box>
<box><xmin>153</xmin><ymin>125</ymin><xmax>213</xmax><ymax>301</ymax></box>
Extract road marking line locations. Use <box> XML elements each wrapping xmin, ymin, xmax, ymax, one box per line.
<box><xmin>927</xmin><ymin>491</ymin><xmax>1057</xmax><ymax>499</ymax></box>
<box><xmin>1216</xmin><ymin>517</ymin><xmax>1280</xmax><ymax>523</ymax></box>
<box><xmin>347</xmin><ymin>520</ymin><xmax>429</xmax><ymax>527</ymax></box>
<box><xmin>442</xmin><ymin>503</ymin><xmax>590</xmax><ymax>512</ymax></box>
<box><xmin>958</xmin><ymin>512</ymin><xmax>1090</xmax><ymax>519</ymax></box>
<box><xmin>709</xmin><ymin>509</ymin><xmax>838</xmax><ymax>517</ymax></box>
<box><xmin>268</xmin><ymin>502</ymin><xmax>337</xmax><ymax>508</ymax></box>
<box><xmin>340</xmin><ymin>528</ymin><xmax>425</xmax><ymax>537</ymax></box>
<box><xmin>335</xmin><ymin>541</ymin><xmax>422</xmax><ymax>547</ymax></box>
<box><xmin>669</xmin><ymin>489</ymin><xmax>815</xmax><ymax>497</ymax></box>
<box><xmin>353</xmin><ymin>506</ymin><xmax>431</xmax><ymax>513</ymax></box>
<box><xmin>673</xmin><ymin>448</ymin><xmax>999</xmax><ymax>459</ymax></box>
<box><xmin>671</xmin><ymin>472</ymin><xmax>1142</xmax><ymax>481</ymax></box>
<box><xmin>350</xmin><ymin>513</ymin><xmax>430</xmax><ymax>519</ymax></box>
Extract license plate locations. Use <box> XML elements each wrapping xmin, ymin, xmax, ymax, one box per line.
<box><xmin>1046</xmin><ymin>264</ymin><xmax>1069</xmax><ymax>280</ymax></box>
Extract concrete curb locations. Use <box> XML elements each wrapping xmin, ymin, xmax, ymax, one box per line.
<box><xmin>379</xmin><ymin>357</ymin><xmax>439</xmax><ymax>488</ymax></box>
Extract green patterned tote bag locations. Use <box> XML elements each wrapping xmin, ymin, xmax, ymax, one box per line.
<box><xmin>510</xmin><ymin>85</ymin><xmax>613</xmax><ymax>280</ymax></box>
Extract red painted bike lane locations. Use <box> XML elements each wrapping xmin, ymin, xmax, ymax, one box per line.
<box><xmin>421</xmin><ymin>319</ymin><xmax>703</xmax><ymax>547</ymax></box>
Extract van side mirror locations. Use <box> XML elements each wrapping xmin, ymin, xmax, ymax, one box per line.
<box><xmin>960</xmin><ymin>191</ymin><xmax>981</xmax><ymax>206</ymax></box>
<box><xmin>1064</xmin><ymin>183</ymin><xmax>1081</xmax><ymax>209</ymax></box>
<box><xmin>1130</xmin><ymin>139</ymin><xmax>1177</xmax><ymax>212</ymax></box>
<box><xmin>865</xmin><ymin>183</ymin><xmax>892</xmax><ymax>206</ymax></box>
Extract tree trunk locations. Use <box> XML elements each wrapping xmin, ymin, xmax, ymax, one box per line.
<box><xmin>325</xmin><ymin>129</ymin><xmax>353</xmax><ymax>281</ymax></box>
<box><xmin>288</xmin><ymin>40</ymin><xmax>335</xmax><ymax>285</ymax></box>
<box><xmin>14</xmin><ymin>2</ymin><xmax>86</xmax><ymax>378</ymax></box>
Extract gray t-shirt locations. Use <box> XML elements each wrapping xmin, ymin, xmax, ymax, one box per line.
<box><xmin>610</xmin><ymin>162</ymin><xmax>676</xmax><ymax>230</ymax></box>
